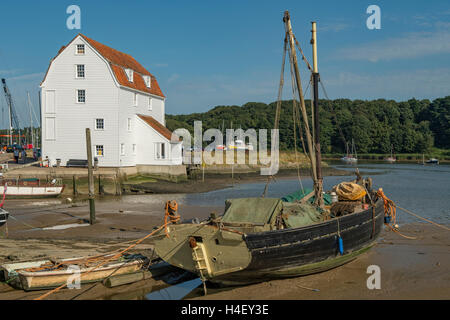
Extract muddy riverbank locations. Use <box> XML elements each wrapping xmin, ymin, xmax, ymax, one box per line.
<box><xmin>0</xmin><ymin>223</ymin><xmax>448</xmax><ymax>300</ymax></box>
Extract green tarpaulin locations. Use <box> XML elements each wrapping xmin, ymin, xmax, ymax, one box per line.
<box><xmin>222</xmin><ymin>198</ymin><xmax>282</xmax><ymax>225</ymax></box>
<box><xmin>281</xmin><ymin>188</ymin><xmax>332</xmax><ymax>205</ymax></box>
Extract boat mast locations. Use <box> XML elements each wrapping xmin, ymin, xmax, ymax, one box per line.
<box><xmin>311</xmin><ymin>21</ymin><xmax>324</xmax><ymax>206</ymax></box>
<box><xmin>283</xmin><ymin>11</ymin><xmax>319</xmax><ymax>195</ymax></box>
<box><xmin>27</xmin><ymin>91</ymin><xmax>35</xmax><ymax>148</ymax></box>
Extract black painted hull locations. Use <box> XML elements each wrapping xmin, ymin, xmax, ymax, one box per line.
<box><xmin>212</xmin><ymin>199</ymin><xmax>384</xmax><ymax>285</ymax></box>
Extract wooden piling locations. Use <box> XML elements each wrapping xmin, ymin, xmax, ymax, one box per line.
<box><xmin>72</xmin><ymin>175</ymin><xmax>77</xmax><ymax>196</ymax></box>
<box><xmin>86</xmin><ymin>128</ymin><xmax>96</xmax><ymax>224</ymax></box>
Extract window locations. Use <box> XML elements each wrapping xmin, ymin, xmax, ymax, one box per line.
<box><xmin>96</xmin><ymin>145</ymin><xmax>104</xmax><ymax>157</ymax></box>
<box><xmin>143</xmin><ymin>75</ymin><xmax>151</xmax><ymax>88</ymax></box>
<box><xmin>77</xmin><ymin>89</ymin><xmax>86</xmax><ymax>103</ymax></box>
<box><xmin>132</xmin><ymin>144</ymin><xmax>137</xmax><ymax>155</ymax></box>
<box><xmin>120</xmin><ymin>143</ymin><xmax>125</xmax><ymax>155</ymax></box>
<box><xmin>95</xmin><ymin>118</ymin><xmax>104</xmax><ymax>130</ymax></box>
<box><xmin>124</xmin><ymin>68</ymin><xmax>133</xmax><ymax>82</ymax></box>
<box><xmin>148</xmin><ymin>97</ymin><xmax>153</xmax><ymax>110</ymax></box>
<box><xmin>76</xmin><ymin>64</ymin><xmax>85</xmax><ymax>78</ymax></box>
<box><xmin>155</xmin><ymin>142</ymin><xmax>166</xmax><ymax>159</ymax></box>
<box><xmin>133</xmin><ymin>93</ymin><xmax>138</xmax><ymax>106</ymax></box>
<box><xmin>45</xmin><ymin>117</ymin><xmax>56</xmax><ymax>140</ymax></box>
<box><xmin>127</xmin><ymin>118</ymin><xmax>132</xmax><ymax>131</ymax></box>
<box><xmin>76</xmin><ymin>44</ymin><xmax>85</xmax><ymax>54</ymax></box>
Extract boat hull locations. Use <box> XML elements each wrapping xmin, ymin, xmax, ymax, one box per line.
<box><xmin>154</xmin><ymin>199</ymin><xmax>385</xmax><ymax>286</ymax></box>
<box><xmin>211</xmin><ymin>199</ymin><xmax>384</xmax><ymax>285</ymax></box>
<box><xmin>0</xmin><ymin>185</ymin><xmax>65</xmax><ymax>198</ymax></box>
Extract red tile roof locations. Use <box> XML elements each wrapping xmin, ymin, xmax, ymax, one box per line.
<box><xmin>41</xmin><ymin>34</ymin><xmax>165</xmax><ymax>98</ymax></box>
<box><xmin>137</xmin><ymin>114</ymin><xmax>179</xmax><ymax>142</ymax></box>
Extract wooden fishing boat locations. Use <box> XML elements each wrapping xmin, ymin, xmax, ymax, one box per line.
<box><xmin>0</xmin><ymin>179</ymin><xmax>64</xmax><ymax>198</ymax></box>
<box><xmin>151</xmin><ymin>12</ymin><xmax>387</xmax><ymax>287</ymax></box>
<box><xmin>0</xmin><ymin>253</ymin><xmax>148</xmax><ymax>291</ymax></box>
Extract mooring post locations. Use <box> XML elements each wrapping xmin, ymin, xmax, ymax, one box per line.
<box><xmin>86</xmin><ymin>128</ymin><xmax>95</xmax><ymax>224</ymax></box>
<box><xmin>72</xmin><ymin>175</ymin><xmax>77</xmax><ymax>196</ymax></box>
<box><xmin>98</xmin><ymin>174</ymin><xmax>104</xmax><ymax>195</ymax></box>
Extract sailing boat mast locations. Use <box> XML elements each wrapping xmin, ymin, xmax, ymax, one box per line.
<box><xmin>283</xmin><ymin>11</ymin><xmax>321</xmax><ymax>204</ymax></box>
<box><xmin>311</xmin><ymin>21</ymin><xmax>324</xmax><ymax>206</ymax></box>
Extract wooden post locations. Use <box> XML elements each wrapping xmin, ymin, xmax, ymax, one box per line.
<box><xmin>72</xmin><ymin>175</ymin><xmax>77</xmax><ymax>196</ymax></box>
<box><xmin>98</xmin><ymin>174</ymin><xmax>104</xmax><ymax>195</ymax></box>
<box><xmin>202</xmin><ymin>162</ymin><xmax>205</xmax><ymax>182</ymax></box>
<box><xmin>86</xmin><ymin>128</ymin><xmax>95</xmax><ymax>224</ymax></box>
<box><xmin>231</xmin><ymin>164</ymin><xmax>234</xmax><ymax>186</ymax></box>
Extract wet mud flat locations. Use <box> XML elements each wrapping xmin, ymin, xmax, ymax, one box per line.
<box><xmin>127</xmin><ymin>166</ymin><xmax>351</xmax><ymax>194</ymax></box>
<box><xmin>0</xmin><ymin>215</ymin><xmax>448</xmax><ymax>299</ymax></box>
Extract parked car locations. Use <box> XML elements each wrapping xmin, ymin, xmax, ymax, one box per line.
<box><xmin>6</xmin><ymin>144</ymin><xmax>20</xmax><ymax>153</ymax></box>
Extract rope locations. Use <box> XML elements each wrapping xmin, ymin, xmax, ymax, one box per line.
<box><xmin>164</xmin><ymin>200</ymin><xmax>180</xmax><ymax>237</ymax></box>
<box><xmin>319</xmin><ymin>79</ymin><xmax>348</xmax><ymax>148</ymax></box>
<box><xmin>34</xmin><ymin>222</ymin><xmax>169</xmax><ymax>300</ymax></box>
<box><xmin>396</xmin><ymin>205</ymin><xmax>450</xmax><ymax>231</ymax></box>
<box><xmin>377</xmin><ymin>188</ymin><xmax>396</xmax><ymax>224</ymax></box>
<box><xmin>263</xmin><ymin>34</ymin><xmax>287</xmax><ymax>195</ymax></box>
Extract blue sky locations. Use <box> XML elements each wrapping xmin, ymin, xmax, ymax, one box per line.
<box><xmin>0</xmin><ymin>0</ymin><xmax>449</xmax><ymax>129</ymax></box>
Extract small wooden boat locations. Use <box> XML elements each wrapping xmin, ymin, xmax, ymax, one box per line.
<box><xmin>0</xmin><ymin>253</ymin><xmax>148</xmax><ymax>291</ymax></box>
<box><xmin>0</xmin><ymin>208</ymin><xmax>8</xmax><ymax>226</ymax></box>
<box><xmin>0</xmin><ymin>179</ymin><xmax>65</xmax><ymax>198</ymax></box>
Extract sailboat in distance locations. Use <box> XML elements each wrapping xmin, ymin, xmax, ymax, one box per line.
<box><xmin>341</xmin><ymin>139</ymin><xmax>358</xmax><ymax>164</ymax></box>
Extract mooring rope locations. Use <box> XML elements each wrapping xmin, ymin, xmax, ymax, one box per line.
<box><xmin>396</xmin><ymin>205</ymin><xmax>450</xmax><ymax>231</ymax></box>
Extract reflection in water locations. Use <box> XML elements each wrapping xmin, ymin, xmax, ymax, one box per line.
<box><xmin>145</xmin><ymin>278</ymin><xmax>203</xmax><ymax>300</ymax></box>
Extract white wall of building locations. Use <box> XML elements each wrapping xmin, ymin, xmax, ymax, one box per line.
<box><xmin>41</xmin><ymin>35</ymin><xmax>179</xmax><ymax>167</ymax></box>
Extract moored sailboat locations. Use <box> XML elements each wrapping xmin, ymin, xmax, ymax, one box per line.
<box><xmin>151</xmin><ymin>11</ymin><xmax>387</xmax><ymax>287</ymax></box>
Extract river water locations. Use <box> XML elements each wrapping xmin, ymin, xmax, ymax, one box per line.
<box><xmin>121</xmin><ymin>162</ymin><xmax>450</xmax><ymax>225</ymax></box>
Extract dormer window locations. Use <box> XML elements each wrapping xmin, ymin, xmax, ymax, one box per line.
<box><xmin>124</xmin><ymin>68</ymin><xmax>134</xmax><ymax>82</ymax></box>
<box><xmin>143</xmin><ymin>75</ymin><xmax>151</xmax><ymax>88</ymax></box>
<box><xmin>76</xmin><ymin>44</ymin><xmax>85</xmax><ymax>55</ymax></box>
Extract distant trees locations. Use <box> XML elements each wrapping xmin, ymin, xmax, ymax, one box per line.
<box><xmin>166</xmin><ymin>96</ymin><xmax>450</xmax><ymax>154</ymax></box>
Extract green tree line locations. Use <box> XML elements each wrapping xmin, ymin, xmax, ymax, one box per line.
<box><xmin>166</xmin><ymin>96</ymin><xmax>450</xmax><ymax>154</ymax></box>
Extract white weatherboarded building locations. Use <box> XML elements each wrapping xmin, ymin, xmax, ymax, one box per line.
<box><xmin>40</xmin><ymin>34</ymin><xmax>182</xmax><ymax>168</ymax></box>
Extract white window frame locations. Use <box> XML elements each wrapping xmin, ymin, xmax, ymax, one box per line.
<box><xmin>133</xmin><ymin>93</ymin><xmax>138</xmax><ymax>107</ymax></box>
<box><xmin>95</xmin><ymin>145</ymin><xmax>104</xmax><ymax>157</ymax></box>
<box><xmin>148</xmin><ymin>97</ymin><xmax>153</xmax><ymax>110</ymax></box>
<box><xmin>155</xmin><ymin>142</ymin><xmax>166</xmax><ymax>160</ymax></box>
<box><xmin>125</xmin><ymin>68</ymin><xmax>133</xmax><ymax>82</ymax></box>
<box><xmin>76</xmin><ymin>89</ymin><xmax>86</xmax><ymax>103</ymax></box>
<box><xmin>127</xmin><ymin>118</ymin><xmax>132</xmax><ymax>132</ymax></box>
<box><xmin>95</xmin><ymin>118</ymin><xmax>104</xmax><ymax>130</ymax></box>
<box><xmin>132</xmin><ymin>144</ymin><xmax>137</xmax><ymax>155</ymax></box>
<box><xmin>76</xmin><ymin>64</ymin><xmax>85</xmax><ymax>78</ymax></box>
<box><xmin>76</xmin><ymin>44</ymin><xmax>85</xmax><ymax>55</ymax></box>
<box><xmin>143</xmin><ymin>75</ymin><xmax>151</xmax><ymax>88</ymax></box>
<box><xmin>120</xmin><ymin>143</ymin><xmax>125</xmax><ymax>156</ymax></box>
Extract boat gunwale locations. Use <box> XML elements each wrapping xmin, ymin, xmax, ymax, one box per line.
<box><xmin>17</xmin><ymin>259</ymin><xmax>146</xmax><ymax>277</ymax></box>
